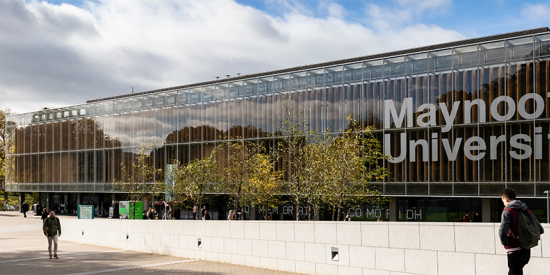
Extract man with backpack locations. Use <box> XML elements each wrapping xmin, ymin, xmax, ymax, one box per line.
<box><xmin>499</xmin><ymin>188</ymin><xmax>544</xmax><ymax>275</ymax></box>
<box><xmin>43</xmin><ymin>210</ymin><xmax>62</xmax><ymax>259</ymax></box>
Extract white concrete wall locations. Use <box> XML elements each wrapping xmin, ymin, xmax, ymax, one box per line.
<box><xmin>61</xmin><ymin>219</ymin><xmax>550</xmax><ymax>275</ymax></box>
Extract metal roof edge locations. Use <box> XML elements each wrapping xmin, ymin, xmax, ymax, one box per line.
<box><xmin>81</xmin><ymin>27</ymin><xmax>550</xmax><ymax>103</ymax></box>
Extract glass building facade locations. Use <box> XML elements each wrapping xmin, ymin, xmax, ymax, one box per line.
<box><xmin>5</xmin><ymin>28</ymin><xmax>550</xmax><ymax>203</ymax></box>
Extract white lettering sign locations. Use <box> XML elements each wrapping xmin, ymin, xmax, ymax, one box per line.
<box><xmin>384</xmin><ymin>93</ymin><xmax>548</xmax><ymax>163</ymax></box>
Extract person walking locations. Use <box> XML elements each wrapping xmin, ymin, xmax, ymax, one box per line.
<box><xmin>41</xmin><ymin>208</ymin><xmax>48</xmax><ymax>221</ymax></box>
<box><xmin>22</xmin><ymin>201</ymin><xmax>29</xmax><ymax>218</ymax></box>
<box><xmin>499</xmin><ymin>188</ymin><xmax>544</xmax><ymax>275</ymax></box>
<box><xmin>43</xmin><ymin>210</ymin><xmax>62</xmax><ymax>259</ymax></box>
<box><xmin>228</xmin><ymin>210</ymin><xmax>234</xmax><ymax>220</ymax></box>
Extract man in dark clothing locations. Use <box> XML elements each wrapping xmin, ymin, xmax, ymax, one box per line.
<box><xmin>200</xmin><ymin>206</ymin><xmax>206</xmax><ymax>218</ymax></box>
<box><xmin>22</xmin><ymin>202</ymin><xmax>29</xmax><ymax>218</ymax></box>
<box><xmin>499</xmin><ymin>188</ymin><xmax>544</xmax><ymax>275</ymax></box>
<box><xmin>43</xmin><ymin>210</ymin><xmax>62</xmax><ymax>259</ymax></box>
<box><xmin>473</xmin><ymin>210</ymin><xmax>482</xmax><ymax>222</ymax></box>
<box><xmin>41</xmin><ymin>208</ymin><xmax>49</xmax><ymax>221</ymax></box>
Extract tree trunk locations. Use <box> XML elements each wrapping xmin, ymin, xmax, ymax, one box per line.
<box><xmin>308</xmin><ymin>205</ymin><xmax>312</xmax><ymax>221</ymax></box>
<box><xmin>197</xmin><ymin>199</ymin><xmax>202</xmax><ymax>220</ymax></box>
<box><xmin>336</xmin><ymin>203</ymin><xmax>342</xmax><ymax>221</ymax></box>
<box><xmin>295</xmin><ymin>197</ymin><xmax>300</xmax><ymax>221</ymax></box>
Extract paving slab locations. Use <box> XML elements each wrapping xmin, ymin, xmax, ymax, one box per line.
<box><xmin>0</xmin><ymin>212</ymin><xmax>305</xmax><ymax>275</ymax></box>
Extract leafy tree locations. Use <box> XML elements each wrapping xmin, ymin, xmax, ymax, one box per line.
<box><xmin>174</xmin><ymin>154</ymin><xmax>218</xmax><ymax>220</ymax></box>
<box><xmin>323</xmin><ymin>117</ymin><xmax>389</xmax><ymax>221</ymax></box>
<box><xmin>246</xmin><ymin>153</ymin><xmax>283</xmax><ymax>220</ymax></box>
<box><xmin>163</xmin><ymin>160</ymin><xmax>192</xmax><ymax>219</ymax></box>
<box><xmin>215</xmin><ymin>141</ymin><xmax>262</xmax><ymax>220</ymax></box>
<box><xmin>276</xmin><ymin>97</ymin><xmax>327</xmax><ymax>221</ymax></box>
<box><xmin>114</xmin><ymin>144</ymin><xmax>164</xmax><ymax>217</ymax></box>
<box><xmin>302</xmin><ymin>138</ymin><xmax>330</xmax><ymax>221</ymax></box>
<box><xmin>24</xmin><ymin>192</ymin><xmax>39</xmax><ymax>207</ymax></box>
<box><xmin>0</xmin><ymin>108</ymin><xmax>15</xmax><ymax>202</ymax></box>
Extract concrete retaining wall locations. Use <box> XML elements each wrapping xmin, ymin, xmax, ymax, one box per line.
<box><xmin>61</xmin><ymin>219</ymin><xmax>550</xmax><ymax>275</ymax></box>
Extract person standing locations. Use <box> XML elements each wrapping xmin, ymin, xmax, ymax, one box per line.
<box><xmin>22</xmin><ymin>201</ymin><xmax>29</xmax><ymax>218</ymax></box>
<box><xmin>203</xmin><ymin>209</ymin><xmax>211</xmax><ymax>220</ymax></box>
<box><xmin>344</xmin><ymin>214</ymin><xmax>352</xmax><ymax>221</ymax></box>
<box><xmin>473</xmin><ymin>210</ymin><xmax>482</xmax><ymax>222</ymax></box>
<box><xmin>461</xmin><ymin>212</ymin><xmax>470</xmax><ymax>222</ymax></box>
<box><xmin>499</xmin><ymin>188</ymin><xmax>544</xmax><ymax>275</ymax></box>
<box><xmin>147</xmin><ymin>207</ymin><xmax>154</xmax><ymax>220</ymax></box>
<box><xmin>41</xmin><ymin>208</ymin><xmax>48</xmax><ymax>221</ymax></box>
<box><xmin>192</xmin><ymin>204</ymin><xmax>198</xmax><ymax>220</ymax></box>
<box><xmin>43</xmin><ymin>210</ymin><xmax>62</xmax><ymax>259</ymax></box>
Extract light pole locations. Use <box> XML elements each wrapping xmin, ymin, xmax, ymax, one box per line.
<box><xmin>545</xmin><ymin>190</ymin><xmax>550</xmax><ymax>224</ymax></box>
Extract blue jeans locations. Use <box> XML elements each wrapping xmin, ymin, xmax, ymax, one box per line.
<box><xmin>193</xmin><ymin>213</ymin><xmax>197</xmax><ymax>220</ymax></box>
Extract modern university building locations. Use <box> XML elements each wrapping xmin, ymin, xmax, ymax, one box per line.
<box><xmin>4</xmin><ymin>27</ymin><xmax>550</xmax><ymax>222</ymax></box>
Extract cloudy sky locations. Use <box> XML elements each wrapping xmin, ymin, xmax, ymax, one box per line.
<box><xmin>2</xmin><ymin>0</ymin><xmax>550</xmax><ymax>114</ymax></box>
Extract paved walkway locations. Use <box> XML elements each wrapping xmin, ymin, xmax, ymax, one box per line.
<box><xmin>0</xmin><ymin>212</ymin><xmax>304</xmax><ymax>275</ymax></box>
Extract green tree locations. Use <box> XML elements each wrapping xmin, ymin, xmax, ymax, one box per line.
<box><xmin>276</xmin><ymin>97</ymin><xmax>327</xmax><ymax>221</ymax></box>
<box><xmin>323</xmin><ymin>117</ymin><xmax>389</xmax><ymax>221</ymax></box>
<box><xmin>114</xmin><ymin>144</ymin><xmax>164</xmax><ymax>217</ymax></box>
<box><xmin>24</xmin><ymin>192</ymin><xmax>39</xmax><ymax>207</ymax></box>
<box><xmin>175</xmin><ymin>153</ymin><xmax>218</xmax><ymax>220</ymax></box>
<box><xmin>215</xmin><ymin>141</ymin><xmax>263</xmax><ymax>220</ymax></box>
<box><xmin>0</xmin><ymin>108</ymin><xmax>15</xmax><ymax>203</ymax></box>
<box><xmin>163</xmin><ymin>160</ymin><xmax>192</xmax><ymax>219</ymax></box>
<box><xmin>246</xmin><ymin>153</ymin><xmax>283</xmax><ymax>220</ymax></box>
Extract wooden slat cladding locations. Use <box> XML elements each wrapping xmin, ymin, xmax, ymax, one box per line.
<box><xmin>381</xmin><ymin>59</ymin><xmax>550</xmax><ymax>196</ymax></box>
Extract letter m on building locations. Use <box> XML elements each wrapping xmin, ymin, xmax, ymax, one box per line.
<box><xmin>384</xmin><ymin>98</ymin><xmax>413</xmax><ymax>129</ymax></box>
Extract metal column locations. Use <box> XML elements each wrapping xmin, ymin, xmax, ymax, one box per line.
<box><xmin>389</xmin><ymin>197</ymin><xmax>398</xmax><ymax>221</ymax></box>
<box><xmin>482</xmin><ymin>198</ymin><xmax>491</xmax><ymax>222</ymax></box>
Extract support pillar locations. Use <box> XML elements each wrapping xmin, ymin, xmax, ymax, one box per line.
<box><xmin>77</xmin><ymin>193</ymin><xmax>81</xmax><ymax>206</ymax></box>
<box><xmin>482</xmin><ymin>198</ymin><xmax>491</xmax><ymax>223</ymax></box>
<box><xmin>389</xmin><ymin>197</ymin><xmax>398</xmax><ymax>222</ymax></box>
<box><xmin>250</xmin><ymin>205</ymin><xmax>256</xmax><ymax>220</ymax></box>
<box><xmin>19</xmin><ymin>192</ymin><xmax>24</xmax><ymax>213</ymax></box>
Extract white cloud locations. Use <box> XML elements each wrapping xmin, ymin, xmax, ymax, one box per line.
<box><xmin>365</xmin><ymin>0</ymin><xmax>451</xmax><ymax>29</ymax></box>
<box><xmin>317</xmin><ymin>1</ymin><xmax>346</xmax><ymax>19</ymax></box>
<box><xmin>520</xmin><ymin>3</ymin><xmax>550</xmax><ymax>22</ymax></box>
<box><xmin>0</xmin><ymin>0</ymin><xmax>464</xmax><ymax>114</ymax></box>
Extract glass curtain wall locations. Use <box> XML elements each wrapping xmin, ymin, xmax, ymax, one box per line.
<box><xmin>6</xmin><ymin>33</ymin><xmax>550</xmax><ymax>198</ymax></box>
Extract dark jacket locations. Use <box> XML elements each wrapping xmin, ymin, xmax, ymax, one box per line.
<box><xmin>473</xmin><ymin>214</ymin><xmax>482</xmax><ymax>222</ymax></box>
<box><xmin>22</xmin><ymin>203</ymin><xmax>29</xmax><ymax>212</ymax></box>
<box><xmin>203</xmin><ymin>213</ymin><xmax>211</xmax><ymax>220</ymax></box>
<box><xmin>43</xmin><ymin>216</ymin><xmax>61</xmax><ymax>237</ymax></box>
<box><xmin>499</xmin><ymin>200</ymin><xmax>544</xmax><ymax>248</ymax></box>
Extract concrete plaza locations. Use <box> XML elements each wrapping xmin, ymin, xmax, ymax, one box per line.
<box><xmin>0</xmin><ymin>212</ymin><xmax>303</xmax><ymax>275</ymax></box>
